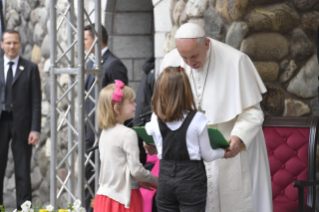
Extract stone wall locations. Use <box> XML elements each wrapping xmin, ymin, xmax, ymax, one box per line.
<box><xmin>166</xmin><ymin>0</ymin><xmax>319</xmax><ymax>118</ymax></box>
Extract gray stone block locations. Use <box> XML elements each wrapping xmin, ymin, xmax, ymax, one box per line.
<box><xmin>5</xmin><ymin>159</ymin><xmax>14</xmax><ymax>179</ymax></box>
<box><xmin>114</xmin><ymin>13</ymin><xmax>153</xmax><ymax>35</ymax></box>
<box><xmin>38</xmin><ymin>7</ymin><xmax>48</xmax><ymax>29</ymax></box>
<box><xmin>27</xmin><ymin>0</ymin><xmax>40</xmax><ymax>10</ymax></box>
<box><xmin>3</xmin><ymin>191</ymin><xmax>16</xmax><ymax>208</ymax></box>
<box><xmin>27</xmin><ymin>21</ymin><xmax>34</xmax><ymax>46</ymax></box>
<box><xmin>41</xmin><ymin>34</ymin><xmax>50</xmax><ymax>59</ymax></box>
<box><xmin>121</xmin><ymin>59</ymin><xmax>133</xmax><ymax>80</ymax></box>
<box><xmin>39</xmin><ymin>180</ymin><xmax>50</xmax><ymax>204</ymax></box>
<box><xmin>287</xmin><ymin>55</ymin><xmax>319</xmax><ymax>98</ymax></box>
<box><xmin>21</xmin><ymin>1</ymin><xmax>32</xmax><ymax>21</ymax></box>
<box><xmin>105</xmin><ymin>0</ymin><xmax>116</xmax><ymax>12</ymax></box>
<box><xmin>7</xmin><ymin>174</ymin><xmax>16</xmax><ymax>191</ymax></box>
<box><xmin>33</xmin><ymin>23</ymin><xmax>45</xmax><ymax>46</ymax></box>
<box><xmin>19</xmin><ymin>19</ymin><xmax>29</xmax><ymax>51</ymax></box>
<box><xmin>225</xmin><ymin>22</ymin><xmax>249</xmax><ymax>49</ymax></box>
<box><xmin>104</xmin><ymin>12</ymin><xmax>113</xmax><ymax>35</ymax></box>
<box><xmin>204</xmin><ymin>6</ymin><xmax>224</xmax><ymax>42</ymax></box>
<box><xmin>108</xmin><ymin>36</ymin><xmax>114</xmax><ymax>51</ymax></box>
<box><xmin>116</xmin><ymin>0</ymin><xmax>153</xmax><ymax>11</ymax></box>
<box><xmin>133</xmin><ymin>59</ymin><xmax>146</xmax><ymax>81</ymax></box>
<box><xmin>112</xmin><ymin>36</ymin><xmax>153</xmax><ymax>58</ymax></box>
<box><xmin>58</xmin><ymin>192</ymin><xmax>69</xmax><ymax>210</ymax></box>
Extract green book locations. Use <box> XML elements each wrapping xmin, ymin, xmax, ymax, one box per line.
<box><xmin>134</xmin><ymin>126</ymin><xmax>155</xmax><ymax>145</ymax></box>
<box><xmin>134</xmin><ymin>126</ymin><xmax>230</xmax><ymax>149</ymax></box>
<box><xmin>207</xmin><ymin>127</ymin><xmax>230</xmax><ymax>149</ymax></box>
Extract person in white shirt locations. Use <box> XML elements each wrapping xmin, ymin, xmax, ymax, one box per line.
<box><xmin>94</xmin><ymin>80</ymin><xmax>158</xmax><ymax>212</ymax></box>
<box><xmin>145</xmin><ymin>23</ymin><xmax>272</xmax><ymax>212</ymax></box>
<box><xmin>146</xmin><ymin>66</ymin><xmax>227</xmax><ymax>212</ymax></box>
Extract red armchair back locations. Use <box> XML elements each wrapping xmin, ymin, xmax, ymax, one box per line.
<box><xmin>263</xmin><ymin>117</ymin><xmax>318</xmax><ymax>212</ymax></box>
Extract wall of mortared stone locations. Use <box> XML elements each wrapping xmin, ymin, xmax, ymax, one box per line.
<box><xmin>165</xmin><ymin>0</ymin><xmax>319</xmax><ymax>118</ymax></box>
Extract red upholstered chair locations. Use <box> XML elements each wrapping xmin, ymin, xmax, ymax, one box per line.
<box><xmin>263</xmin><ymin>116</ymin><xmax>319</xmax><ymax>212</ymax></box>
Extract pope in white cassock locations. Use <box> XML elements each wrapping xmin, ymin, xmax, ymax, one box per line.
<box><xmin>158</xmin><ymin>23</ymin><xmax>273</xmax><ymax>212</ymax></box>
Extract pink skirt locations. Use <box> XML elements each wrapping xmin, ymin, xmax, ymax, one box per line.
<box><xmin>94</xmin><ymin>189</ymin><xmax>143</xmax><ymax>212</ymax></box>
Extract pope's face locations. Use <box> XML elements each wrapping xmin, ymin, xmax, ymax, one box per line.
<box><xmin>176</xmin><ymin>38</ymin><xmax>210</xmax><ymax>69</ymax></box>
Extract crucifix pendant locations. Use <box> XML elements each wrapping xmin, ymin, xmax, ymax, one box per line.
<box><xmin>198</xmin><ymin>105</ymin><xmax>205</xmax><ymax>114</ymax></box>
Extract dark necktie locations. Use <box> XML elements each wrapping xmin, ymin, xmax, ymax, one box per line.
<box><xmin>5</xmin><ymin>61</ymin><xmax>14</xmax><ymax>112</ymax></box>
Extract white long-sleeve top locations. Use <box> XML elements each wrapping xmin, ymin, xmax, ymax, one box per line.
<box><xmin>96</xmin><ymin>123</ymin><xmax>155</xmax><ymax>208</ymax></box>
<box><xmin>145</xmin><ymin>112</ymin><xmax>225</xmax><ymax>162</ymax></box>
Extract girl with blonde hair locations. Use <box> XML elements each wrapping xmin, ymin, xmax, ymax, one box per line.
<box><xmin>94</xmin><ymin>80</ymin><xmax>158</xmax><ymax>212</ymax></box>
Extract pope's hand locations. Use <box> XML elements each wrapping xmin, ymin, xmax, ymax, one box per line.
<box><xmin>143</xmin><ymin>142</ymin><xmax>157</xmax><ymax>155</ymax></box>
<box><xmin>28</xmin><ymin>132</ymin><xmax>39</xmax><ymax>145</ymax></box>
<box><xmin>224</xmin><ymin>135</ymin><xmax>242</xmax><ymax>158</ymax></box>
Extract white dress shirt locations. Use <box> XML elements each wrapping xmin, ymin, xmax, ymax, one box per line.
<box><xmin>3</xmin><ymin>55</ymin><xmax>19</xmax><ymax>110</ymax></box>
<box><xmin>4</xmin><ymin>55</ymin><xmax>19</xmax><ymax>83</ymax></box>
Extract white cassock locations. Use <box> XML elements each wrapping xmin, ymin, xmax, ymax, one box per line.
<box><xmin>160</xmin><ymin>38</ymin><xmax>273</xmax><ymax>212</ymax></box>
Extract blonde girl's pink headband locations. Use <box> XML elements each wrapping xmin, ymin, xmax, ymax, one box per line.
<box><xmin>112</xmin><ymin>80</ymin><xmax>124</xmax><ymax>104</ymax></box>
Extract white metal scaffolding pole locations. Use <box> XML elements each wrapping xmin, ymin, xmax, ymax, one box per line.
<box><xmin>49</xmin><ymin>0</ymin><xmax>102</xmax><ymax>208</ymax></box>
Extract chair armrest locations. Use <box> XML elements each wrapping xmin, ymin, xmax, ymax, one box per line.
<box><xmin>293</xmin><ymin>180</ymin><xmax>319</xmax><ymax>188</ymax></box>
<box><xmin>293</xmin><ymin>180</ymin><xmax>319</xmax><ymax>212</ymax></box>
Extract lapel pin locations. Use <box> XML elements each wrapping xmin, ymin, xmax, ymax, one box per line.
<box><xmin>19</xmin><ymin>66</ymin><xmax>24</xmax><ymax>71</ymax></box>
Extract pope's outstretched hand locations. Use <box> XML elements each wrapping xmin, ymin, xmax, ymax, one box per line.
<box><xmin>224</xmin><ymin>135</ymin><xmax>242</xmax><ymax>158</ymax></box>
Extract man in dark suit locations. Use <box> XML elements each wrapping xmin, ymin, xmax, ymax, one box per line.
<box><xmin>0</xmin><ymin>30</ymin><xmax>41</xmax><ymax>209</ymax></box>
<box><xmin>84</xmin><ymin>24</ymin><xmax>128</xmax><ymax>212</ymax></box>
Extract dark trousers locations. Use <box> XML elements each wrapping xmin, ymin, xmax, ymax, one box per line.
<box><xmin>156</xmin><ymin>160</ymin><xmax>207</xmax><ymax>212</ymax></box>
<box><xmin>0</xmin><ymin>111</ymin><xmax>32</xmax><ymax>209</ymax></box>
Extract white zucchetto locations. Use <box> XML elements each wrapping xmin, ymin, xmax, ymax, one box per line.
<box><xmin>175</xmin><ymin>23</ymin><xmax>206</xmax><ymax>39</ymax></box>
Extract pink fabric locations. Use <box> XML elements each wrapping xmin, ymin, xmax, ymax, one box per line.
<box><xmin>146</xmin><ymin>154</ymin><xmax>158</xmax><ymax>164</ymax></box>
<box><xmin>140</xmin><ymin>158</ymin><xmax>160</xmax><ymax>212</ymax></box>
<box><xmin>112</xmin><ymin>80</ymin><xmax>124</xmax><ymax>102</ymax></box>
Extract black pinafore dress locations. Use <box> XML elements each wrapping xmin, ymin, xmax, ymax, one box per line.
<box><xmin>156</xmin><ymin>111</ymin><xmax>207</xmax><ymax>212</ymax></box>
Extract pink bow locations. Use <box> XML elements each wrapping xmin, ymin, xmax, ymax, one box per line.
<box><xmin>112</xmin><ymin>80</ymin><xmax>125</xmax><ymax>102</ymax></box>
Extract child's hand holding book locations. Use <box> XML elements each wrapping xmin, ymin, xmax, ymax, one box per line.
<box><xmin>138</xmin><ymin>176</ymin><xmax>158</xmax><ymax>190</ymax></box>
<box><xmin>143</xmin><ymin>142</ymin><xmax>157</xmax><ymax>155</ymax></box>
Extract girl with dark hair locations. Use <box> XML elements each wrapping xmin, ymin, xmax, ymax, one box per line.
<box><xmin>145</xmin><ymin>67</ymin><xmax>226</xmax><ymax>212</ymax></box>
